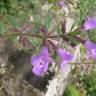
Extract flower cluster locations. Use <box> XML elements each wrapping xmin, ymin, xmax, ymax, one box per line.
<box><xmin>31</xmin><ymin>47</ymin><xmax>74</xmax><ymax>76</ymax></box>
<box><xmin>31</xmin><ymin>16</ymin><xmax>96</xmax><ymax>76</ymax></box>
<box><xmin>31</xmin><ymin>47</ymin><xmax>51</xmax><ymax>76</ymax></box>
<box><xmin>83</xmin><ymin>17</ymin><xmax>96</xmax><ymax>60</ymax></box>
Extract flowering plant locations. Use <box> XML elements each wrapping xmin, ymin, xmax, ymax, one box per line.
<box><xmin>0</xmin><ymin>0</ymin><xmax>96</xmax><ymax>76</ymax></box>
<box><xmin>29</xmin><ymin>16</ymin><xmax>96</xmax><ymax>76</ymax></box>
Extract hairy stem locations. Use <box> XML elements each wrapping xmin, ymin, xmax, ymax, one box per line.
<box><xmin>0</xmin><ymin>33</ymin><xmax>63</xmax><ymax>38</ymax></box>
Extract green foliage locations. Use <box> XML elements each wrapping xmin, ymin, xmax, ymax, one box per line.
<box><xmin>87</xmin><ymin>30</ymin><xmax>96</xmax><ymax>43</ymax></box>
<box><xmin>78</xmin><ymin>0</ymin><xmax>96</xmax><ymax>43</ymax></box>
<box><xmin>48</xmin><ymin>0</ymin><xmax>58</xmax><ymax>3</ymax></box>
<box><xmin>44</xmin><ymin>14</ymin><xmax>52</xmax><ymax>29</ymax></box>
<box><xmin>78</xmin><ymin>0</ymin><xmax>96</xmax><ymax>25</ymax></box>
<box><xmin>64</xmin><ymin>71</ymin><xmax>96</xmax><ymax>96</ymax></box>
<box><xmin>81</xmin><ymin>71</ymin><xmax>96</xmax><ymax>96</ymax></box>
<box><xmin>67</xmin><ymin>36</ymin><xmax>80</xmax><ymax>46</ymax></box>
<box><xmin>67</xmin><ymin>31</ymin><xmax>80</xmax><ymax>36</ymax></box>
<box><xmin>64</xmin><ymin>84</ymin><xmax>80</xmax><ymax>96</ymax></box>
<box><xmin>7</xmin><ymin>16</ymin><xmax>20</xmax><ymax>28</ymax></box>
<box><xmin>0</xmin><ymin>0</ymin><xmax>41</xmax><ymax>17</ymax></box>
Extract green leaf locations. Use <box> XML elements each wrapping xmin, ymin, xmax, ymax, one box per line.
<box><xmin>45</xmin><ymin>14</ymin><xmax>52</xmax><ymax>29</ymax></box>
<box><xmin>48</xmin><ymin>0</ymin><xmax>58</xmax><ymax>3</ymax></box>
<box><xmin>0</xmin><ymin>21</ymin><xmax>5</xmax><ymax>34</ymax></box>
<box><xmin>7</xmin><ymin>16</ymin><xmax>20</xmax><ymax>28</ymax></box>
<box><xmin>68</xmin><ymin>36</ymin><xmax>80</xmax><ymax>46</ymax></box>
<box><xmin>51</xmin><ymin>5</ymin><xmax>60</xmax><ymax>11</ymax></box>
<box><xmin>88</xmin><ymin>29</ymin><xmax>96</xmax><ymax>43</ymax></box>
<box><xmin>30</xmin><ymin>0</ymin><xmax>40</xmax><ymax>10</ymax></box>
<box><xmin>64</xmin><ymin>84</ymin><xmax>80</xmax><ymax>96</ymax></box>
<box><xmin>70</xmin><ymin>21</ymin><xmax>78</xmax><ymax>32</ymax></box>
<box><xmin>66</xmin><ymin>31</ymin><xmax>80</xmax><ymax>36</ymax></box>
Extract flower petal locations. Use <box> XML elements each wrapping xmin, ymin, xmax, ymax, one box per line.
<box><xmin>59</xmin><ymin>1</ymin><xmax>65</xmax><ymax>7</ymax></box>
<box><xmin>85</xmin><ymin>41</ymin><xmax>96</xmax><ymax>50</ymax></box>
<box><xmin>91</xmin><ymin>49</ymin><xmax>96</xmax><ymax>60</ymax></box>
<box><xmin>40</xmin><ymin>47</ymin><xmax>49</xmax><ymax>57</ymax></box>
<box><xmin>31</xmin><ymin>46</ymin><xmax>51</xmax><ymax>76</ymax></box>
<box><xmin>32</xmin><ymin>62</ymin><xmax>49</xmax><ymax>76</ymax></box>
<box><xmin>60</xmin><ymin>60</ymin><xmax>68</xmax><ymax>69</ymax></box>
<box><xmin>56</xmin><ymin>48</ymin><xmax>74</xmax><ymax>61</ymax></box>
<box><xmin>31</xmin><ymin>55</ymin><xmax>41</xmax><ymax>66</ymax></box>
<box><xmin>84</xmin><ymin>17</ymin><xmax>96</xmax><ymax>30</ymax></box>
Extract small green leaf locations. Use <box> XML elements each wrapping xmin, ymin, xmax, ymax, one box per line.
<box><xmin>67</xmin><ymin>31</ymin><xmax>80</xmax><ymax>36</ymax></box>
<box><xmin>7</xmin><ymin>16</ymin><xmax>20</xmax><ymax>28</ymax></box>
<box><xmin>48</xmin><ymin>0</ymin><xmax>58</xmax><ymax>3</ymax></box>
<box><xmin>64</xmin><ymin>84</ymin><xmax>80</xmax><ymax>96</ymax></box>
<box><xmin>68</xmin><ymin>36</ymin><xmax>80</xmax><ymax>45</ymax></box>
<box><xmin>88</xmin><ymin>29</ymin><xmax>96</xmax><ymax>43</ymax></box>
<box><xmin>0</xmin><ymin>21</ymin><xmax>5</xmax><ymax>34</ymax></box>
<box><xmin>45</xmin><ymin>15</ymin><xmax>52</xmax><ymax>29</ymax></box>
<box><xmin>51</xmin><ymin>5</ymin><xmax>60</xmax><ymax>11</ymax></box>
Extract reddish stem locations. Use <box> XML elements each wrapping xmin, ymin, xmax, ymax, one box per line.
<box><xmin>74</xmin><ymin>35</ymin><xmax>86</xmax><ymax>44</ymax></box>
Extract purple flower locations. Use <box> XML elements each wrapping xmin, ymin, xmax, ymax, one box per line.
<box><xmin>85</xmin><ymin>41</ymin><xmax>96</xmax><ymax>60</ymax></box>
<box><xmin>58</xmin><ymin>1</ymin><xmax>66</xmax><ymax>8</ymax></box>
<box><xmin>56</xmin><ymin>48</ymin><xmax>74</xmax><ymax>69</ymax></box>
<box><xmin>84</xmin><ymin>17</ymin><xmax>96</xmax><ymax>30</ymax></box>
<box><xmin>32</xmin><ymin>61</ymin><xmax>49</xmax><ymax>76</ymax></box>
<box><xmin>31</xmin><ymin>47</ymin><xmax>51</xmax><ymax>76</ymax></box>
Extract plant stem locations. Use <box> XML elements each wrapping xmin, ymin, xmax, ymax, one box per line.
<box><xmin>0</xmin><ymin>33</ymin><xmax>63</xmax><ymax>38</ymax></box>
<box><xmin>74</xmin><ymin>35</ymin><xmax>86</xmax><ymax>44</ymax></box>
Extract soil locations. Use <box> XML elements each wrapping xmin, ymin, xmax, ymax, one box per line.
<box><xmin>0</xmin><ymin>42</ymin><xmax>54</xmax><ymax>96</ymax></box>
